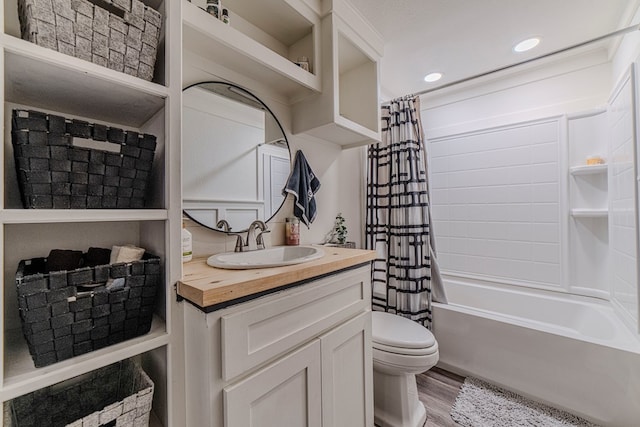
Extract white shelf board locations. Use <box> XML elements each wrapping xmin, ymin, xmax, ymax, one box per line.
<box><xmin>300</xmin><ymin>117</ymin><xmax>381</xmax><ymax>148</ymax></box>
<box><xmin>182</xmin><ymin>0</ymin><xmax>320</xmax><ymax>100</ymax></box>
<box><xmin>570</xmin><ymin>208</ymin><xmax>608</xmax><ymax>218</ymax></box>
<box><xmin>1</xmin><ymin>209</ymin><xmax>168</xmax><ymax>224</ymax></box>
<box><xmin>570</xmin><ymin>164</ymin><xmax>608</xmax><ymax>176</ymax></box>
<box><xmin>2</xmin><ymin>315</ymin><xmax>168</xmax><ymax>400</ymax></box>
<box><xmin>2</xmin><ymin>35</ymin><xmax>167</xmax><ymax>128</ymax></box>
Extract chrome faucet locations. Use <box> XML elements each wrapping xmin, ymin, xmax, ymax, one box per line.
<box><xmin>247</xmin><ymin>220</ymin><xmax>269</xmax><ymax>251</ymax></box>
<box><xmin>253</xmin><ymin>221</ymin><xmax>271</xmax><ymax>250</ymax></box>
<box><xmin>216</xmin><ymin>219</ymin><xmax>231</xmax><ymax>232</ymax></box>
<box><xmin>232</xmin><ymin>220</ymin><xmax>270</xmax><ymax>252</ymax></box>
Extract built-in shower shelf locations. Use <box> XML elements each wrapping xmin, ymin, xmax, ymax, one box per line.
<box><xmin>570</xmin><ymin>208</ymin><xmax>608</xmax><ymax>218</ymax></box>
<box><xmin>570</xmin><ymin>164</ymin><xmax>608</xmax><ymax>176</ymax></box>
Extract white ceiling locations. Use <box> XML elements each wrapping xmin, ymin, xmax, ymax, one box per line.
<box><xmin>347</xmin><ymin>0</ymin><xmax>640</xmax><ymax>99</ymax></box>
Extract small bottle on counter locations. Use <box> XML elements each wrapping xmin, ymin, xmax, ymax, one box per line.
<box><xmin>285</xmin><ymin>217</ymin><xmax>300</xmax><ymax>246</ymax></box>
<box><xmin>182</xmin><ymin>221</ymin><xmax>193</xmax><ymax>262</ymax></box>
<box><xmin>222</xmin><ymin>8</ymin><xmax>230</xmax><ymax>24</ymax></box>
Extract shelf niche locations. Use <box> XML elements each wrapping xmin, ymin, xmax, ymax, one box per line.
<box><xmin>566</xmin><ymin>109</ymin><xmax>609</xmax><ymax>295</ymax></box>
<box><xmin>292</xmin><ymin>9</ymin><xmax>383</xmax><ymax>147</ymax></box>
<box><xmin>3</xmin><ymin>0</ymin><xmax>168</xmax><ymax>87</ymax></box>
<box><xmin>182</xmin><ymin>0</ymin><xmax>321</xmax><ymax>100</ymax></box>
<box><xmin>2</xmin><ymin>220</ymin><xmax>168</xmax><ymax>403</ymax></box>
<box><xmin>3</xmin><ymin>96</ymin><xmax>167</xmax><ymax>210</ymax></box>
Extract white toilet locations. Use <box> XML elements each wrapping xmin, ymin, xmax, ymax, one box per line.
<box><xmin>371</xmin><ymin>311</ymin><xmax>439</xmax><ymax>427</ymax></box>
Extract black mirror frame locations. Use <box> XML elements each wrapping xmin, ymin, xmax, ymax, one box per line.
<box><xmin>181</xmin><ymin>81</ymin><xmax>291</xmax><ymax>233</ymax></box>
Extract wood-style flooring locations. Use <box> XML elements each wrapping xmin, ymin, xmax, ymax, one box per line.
<box><xmin>417</xmin><ymin>367</ymin><xmax>465</xmax><ymax>427</ymax></box>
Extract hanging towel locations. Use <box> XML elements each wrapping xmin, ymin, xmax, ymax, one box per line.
<box><xmin>283</xmin><ymin>150</ymin><xmax>321</xmax><ymax>227</ymax></box>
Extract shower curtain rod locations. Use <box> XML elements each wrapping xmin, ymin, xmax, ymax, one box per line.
<box><xmin>413</xmin><ymin>23</ymin><xmax>640</xmax><ymax>97</ymax></box>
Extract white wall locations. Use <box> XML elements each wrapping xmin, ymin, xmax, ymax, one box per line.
<box><xmin>422</xmin><ymin>50</ymin><xmax>612</xmax><ymax>139</ymax></box>
<box><xmin>612</xmin><ymin>5</ymin><xmax>640</xmax><ymax>84</ymax></box>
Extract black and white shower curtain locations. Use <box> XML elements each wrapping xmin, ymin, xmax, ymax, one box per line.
<box><xmin>365</xmin><ymin>95</ymin><xmax>445</xmax><ymax>329</ymax></box>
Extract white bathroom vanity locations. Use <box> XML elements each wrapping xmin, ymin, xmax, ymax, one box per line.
<box><xmin>177</xmin><ymin>247</ymin><xmax>376</xmax><ymax>427</ymax></box>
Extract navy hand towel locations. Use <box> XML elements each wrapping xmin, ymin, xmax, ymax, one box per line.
<box><xmin>283</xmin><ymin>150</ymin><xmax>321</xmax><ymax>227</ymax></box>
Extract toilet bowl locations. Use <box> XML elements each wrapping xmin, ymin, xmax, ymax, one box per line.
<box><xmin>372</xmin><ymin>311</ymin><xmax>439</xmax><ymax>427</ymax></box>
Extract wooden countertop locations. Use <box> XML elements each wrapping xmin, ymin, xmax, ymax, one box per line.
<box><xmin>177</xmin><ymin>246</ymin><xmax>376</xmax><ymax>309</ymax></box>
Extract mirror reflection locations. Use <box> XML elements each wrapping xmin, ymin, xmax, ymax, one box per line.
<box><xmin>182</xmin><ymin>82</ymin><xmax>291</xmax><ymax>232</ymax></box>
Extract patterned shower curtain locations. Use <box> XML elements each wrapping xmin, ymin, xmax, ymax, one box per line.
<box><xmin>365</xmin><ymin>95</ymin><xmax>445</xmax><ymax>329</ymax></box>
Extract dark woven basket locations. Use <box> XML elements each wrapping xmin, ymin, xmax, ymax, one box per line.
<box><xmin>5</xmin><ymin>359</ymin><xmax>154</xmax><ymax>427</ymax></box>
<box><xmin>15</xmin><ymin>250</ymin><xmax>161</xmax><ymax>368</ymax></box>
<box><xmin>11</xmin><ymin>109</ymin><xmax>157</xmax><ymax>209</ymax></box>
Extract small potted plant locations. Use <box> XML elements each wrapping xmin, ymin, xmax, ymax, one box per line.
<box><xmin>333</xmin><ymin>213</ymin><xmax>347</xmax><ymax>245</ymax></box>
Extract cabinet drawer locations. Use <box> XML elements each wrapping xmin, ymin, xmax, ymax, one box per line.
<box><xmin>220</xmin><ymin>266</ymin><xmax>370</xmax><ymax>381</ymax></box>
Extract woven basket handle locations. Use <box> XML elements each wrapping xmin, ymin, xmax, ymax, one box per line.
<box><xmin>87</xmin><ymin>0</ymin><xmax>132</xmax><ymax>18</ymax></box>
<box><xmin>72</xmin><ymin>136</ymin><xmax>123</xmax><ymax>154</ymax></box>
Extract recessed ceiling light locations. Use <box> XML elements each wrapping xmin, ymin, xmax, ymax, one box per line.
<box><xmin>514</xmin><ymin>37</ymin><xmax>540</xmax><ymax>53</ymax></box>
<box><xmin>424</xmin><ymin>72</ymin><xmax>443</xmax><ymax>83</ymax></box>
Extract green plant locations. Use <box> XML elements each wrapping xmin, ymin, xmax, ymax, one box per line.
<box><xmin>333</xmin><ymin>213</ymin><xmax>347</xmax><ymax>244</ymax></box>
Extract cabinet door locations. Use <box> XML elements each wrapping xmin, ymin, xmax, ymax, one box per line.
<box><xmin>321</xmin><ymin>311</ymin><xmax>373</xmax><ymax>427</ymax></box>
<box><xmin>224</xmin><ymin>340</ymin><xmax>322</xmax><ymax>427</ymax></box>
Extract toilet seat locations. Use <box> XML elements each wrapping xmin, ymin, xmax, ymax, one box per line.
<box><xmin>374</xmin><ymin>342</ymin><xmax>438</xmax><ymax>356</ymax></box>
<box><xmin>372</xmin><ymin>311</ymin><xmax>436</xmax><ymax>350</ymax></box>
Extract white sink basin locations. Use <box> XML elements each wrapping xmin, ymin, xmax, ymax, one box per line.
<box><xmin>207</xmin><ymin>246</ymin><xmax>325</xmax><ymax>269</ymax></box>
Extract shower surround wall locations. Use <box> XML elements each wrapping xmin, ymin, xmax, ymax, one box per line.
<box><xmin>428</xmin><ymin>71</ymin><xmax>640</xmax><ymax>317</ymax></box>
<box><xmin>430</xmin><ymin>118</ymin><xmax>564</xmax><ymax>291</ymax></box>
<box><xmin>423</xmin><ymin>50</ymin><xmax>640</xmax><ymax>327</ymax></box>
<box><xmin>430</xmin><ymin>104</ymin><xmax>637</xmax><ymax>304</ymax></box>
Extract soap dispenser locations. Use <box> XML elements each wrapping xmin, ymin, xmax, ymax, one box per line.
<box><xmin>182</xmin><ymin>221</ymin><xmax>193</xmax><ymax>262</ymax></box>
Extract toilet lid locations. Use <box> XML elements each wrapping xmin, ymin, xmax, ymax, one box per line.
<box><xmin>372</xmin><ymin>311</ymin><xmax>436</xmax><ymax>349</ymax></box>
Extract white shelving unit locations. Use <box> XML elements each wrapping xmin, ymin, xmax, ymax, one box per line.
<box><xmin>0</xmin><ymin>0</ymin><xmax>181</xmax><ymax>426</ymax></box>
<box><xmin>566</xmin><ymin>109</ymin><xmax>609</xmax><ymax>298</ymax></box>
<box><xmin>183</xmin><ymin>0</ymin><xmax>382</xmax><ymax>148</ymax></box>
<box><xmin>568</xmin><ymin>160</ymin><xmax>608</xmax><ymax>221</ymax></box>
<box><xmin>293</xmin><ymin>0</ymin><xmax>383</xmax><ymax>147</ymax></box>
<box><xmin>182</xmin><ymin>0</ymin><xmax>321</xmax><ymax>102</ymax></box>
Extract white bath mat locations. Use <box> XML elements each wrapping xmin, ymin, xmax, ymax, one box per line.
<box><xmin>450</xmin><ymin>377</ymin><xmax>600</xmax><ymax>427</ymax></box>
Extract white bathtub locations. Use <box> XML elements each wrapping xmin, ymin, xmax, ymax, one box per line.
<box><xmin>432</xmin><ymin>277</ymin><xmax>640</xmax><ymax>427</ymax></box>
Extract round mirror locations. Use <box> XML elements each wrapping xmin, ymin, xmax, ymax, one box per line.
<box><xmin>182</xmin><ymin>82</ymin><xmax>291</xmax><ymax>232</ymax></box>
